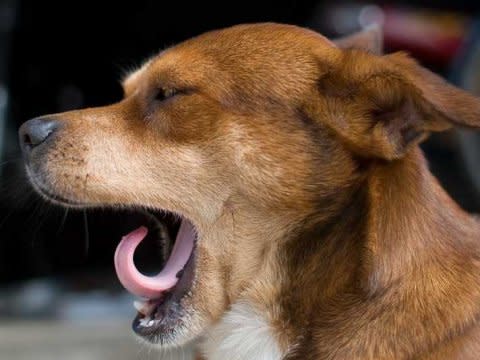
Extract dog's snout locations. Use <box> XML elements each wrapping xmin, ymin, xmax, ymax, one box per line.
<box><xmin>19</xmin><ymin>117</ymin><xmax>59</xmax><ymax>154</ymax></box>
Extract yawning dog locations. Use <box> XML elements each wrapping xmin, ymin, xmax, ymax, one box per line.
<box><xmin>19</xmin><ymin>23</ymin><xmax>480</xmax><ymax>359</ymax></box>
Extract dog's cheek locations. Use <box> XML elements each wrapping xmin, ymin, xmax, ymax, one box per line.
<box><xmin>223</xmin><ymin>120</ymin><xmax>317</xmax><ymax>210</ymax></box>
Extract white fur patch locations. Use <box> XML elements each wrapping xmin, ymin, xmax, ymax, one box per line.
<box><xmin>201</xmin><ymin>302</ymin><xmax>283</xmax><ymax>360</ymax></box>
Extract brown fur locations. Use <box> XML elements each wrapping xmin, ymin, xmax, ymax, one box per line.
<box><xmin>21</xmin><ymin>23</ymin><xmax>480</xmax><ymax>358</ymax></box>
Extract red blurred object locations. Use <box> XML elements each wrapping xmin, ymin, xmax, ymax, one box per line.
<box><xmin>382</xmin><ymin>6</ymin><xmax>469</xmax><ymax>65</ymax></box>
<box><xmin>317</xmin><ymin>4</ymin><xmax>471</xmax><ymax>66</ymax></box>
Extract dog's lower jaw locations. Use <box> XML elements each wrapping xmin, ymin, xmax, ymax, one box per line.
<box><xmin>141</xmin><ymin>201</ymin><xmax>309</xmax><ymax>353</ymax></box>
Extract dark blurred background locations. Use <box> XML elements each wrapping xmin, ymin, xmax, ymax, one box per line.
<box><xmin>1</xmin><ymin>0</ymin><xmax>480</xmax><ymax>359</ymax></box>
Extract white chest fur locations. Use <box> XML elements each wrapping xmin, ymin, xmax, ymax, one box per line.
<box><xmin>200</xmin><ymin>302</ymin><xmax>284</xmax><ymax>360</ymax></box>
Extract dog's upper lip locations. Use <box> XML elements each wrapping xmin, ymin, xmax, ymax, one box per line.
<box><xmin>114</xmin><ymin>218</ymin><xmax>196</xmax><ymax>299</ymax></box>
<box><xmin>26</xmin><ymin>167</ymin><xmax>89</xmax><ymax>207</ymax></box>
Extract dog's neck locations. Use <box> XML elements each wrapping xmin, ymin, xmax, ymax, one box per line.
<box><xmin>362</xmin><ymin>148</ymin><xmax>480</xmax><ymax>292</ymax></box>
<box><xmin>257</xmin><ymin>147</ymin><xmax>480</xmax><ymax>358</ymax></box>
<box><xmin>204</xmin><ymin>148</ymin><xmax>480</xmax><ymax>358</ymax></box>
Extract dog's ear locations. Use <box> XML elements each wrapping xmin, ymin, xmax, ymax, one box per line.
<box><xmin>334</xmin><ymin>25</ymin><xmax>383</xmax><ymax>55</ymax></box>
<box><xmin>315</xmin><ymin>50</ymin><xmax>480</xmax><ymax>160</ymax></box>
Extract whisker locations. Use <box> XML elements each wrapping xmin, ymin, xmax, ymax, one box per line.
<box><xmin>0</xmin><ymin>157</ymin><xmax>22</xmax><ymax>167</ymax></box>
<box><xmin>57</xmin><ymin>208</ymin><xmax>69</xmax><ymax>236</ymax></box>
<box><xmin>28</xmin><ymin>198</ymin><xmax>51</xmax><ymax>242</ymax></box>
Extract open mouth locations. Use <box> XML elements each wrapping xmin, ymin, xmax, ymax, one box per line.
<box><xmin>113</xmin><ymin>210</ymin><xmax>198</xmax><ymax>340</ymax></box>
<box><xmin>25</xmin><ymin>167</ymin><xmax>198</xmax><ymax>341</ymax></box>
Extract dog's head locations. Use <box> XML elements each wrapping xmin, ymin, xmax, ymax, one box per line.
<box><xmin>19</xmin><ymin>23</ymin><xmax>480</xmax><ymax>346</ymax></box>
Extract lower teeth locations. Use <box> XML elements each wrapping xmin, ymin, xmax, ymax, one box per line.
<box><xmin>134</xmin><ymin>300</ymin><xmax>158</xmax><ymax>316</ymax></box>
<box><xmin>139</xmin><ymin>317</ymin><xmax>159</xmax><ymax>327</ymax></box>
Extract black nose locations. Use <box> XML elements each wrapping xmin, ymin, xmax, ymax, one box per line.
<box><xmin>19</xmin><ymin>117</ymin><xmax>59</xmax><ymax>154</ymax></box>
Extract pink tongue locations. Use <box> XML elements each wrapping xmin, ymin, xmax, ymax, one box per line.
<box><xmin>114</xmin><ymin>219</ymin><xmax>195</xmax><ymax>299</ymax></box>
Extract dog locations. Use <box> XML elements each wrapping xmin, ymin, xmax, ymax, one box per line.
<box><xmin>19</xmin><ymin>23</ymin><xmax>480</xmax><ymax>359</ymax></box>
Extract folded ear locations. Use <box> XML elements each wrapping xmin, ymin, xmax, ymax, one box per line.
<box><xmin>314</xmin><ymin>50</ymin><xmax>480</xmax><ymax>160</ymax></box>
<box><xmin>334</xmin><ymin>25</ymin><xmax>383</xmax><ymax>55</ymax></box>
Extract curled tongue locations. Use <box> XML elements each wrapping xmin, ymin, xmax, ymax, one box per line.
<box><xmin>114</xmin><ymin>219</ymin><xmax>195</xmax><ymax>299</ymax></box>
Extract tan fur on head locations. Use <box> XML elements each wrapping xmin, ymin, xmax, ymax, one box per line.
<box><xmin>22</xmin><ymin>23</ymin><xmax>480</xmax><ymax>359</ymax></box>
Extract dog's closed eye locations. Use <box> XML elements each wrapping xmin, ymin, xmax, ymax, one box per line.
<box><xmin>155</xmin><ymin>87</ymin><xmax>179</xmax><ymax>102</ymax></box>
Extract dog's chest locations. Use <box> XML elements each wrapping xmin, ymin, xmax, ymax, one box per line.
<box><xmin>200</xmin><ymin>302</ymin><xmax>284</xmax><ymax>360</ymax></box>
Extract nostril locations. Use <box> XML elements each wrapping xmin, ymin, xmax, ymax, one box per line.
<box><xmin>23</xmin><ymin>133</ymin><xmax>33</xmax><ymax>147</ymax></box>
<box><xmin>19</xmin><ymin>117</ymin><xmax>59</xmax><ymax>153</ymax></box>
